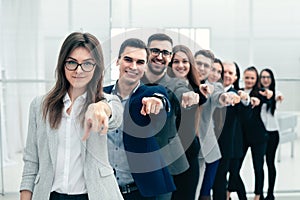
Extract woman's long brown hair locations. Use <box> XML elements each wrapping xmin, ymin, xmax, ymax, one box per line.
<box><xmin>42</xmin><ymin>32</ymin><xmax>104</xmax><ymax>129</ymax></box>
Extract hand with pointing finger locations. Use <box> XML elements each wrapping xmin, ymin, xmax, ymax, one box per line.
<box><xmin>199</xmin><ymin>83</ymin><xmax>214</xmax><ymax>98</ymax></box>
<box><xmin>140</xmin><ymin>97</ymin><xmax>163</xmax><ymax>116</ymax></box>
<box><xmin>250</xmin><ymin>97</ymin><xmax>260</xmax><ymax>108</ymax></box>
<box><xmin>181</xmin><ymin>91</ymin><xmax>200</xmax><ymax>108</ymax></box>
<box><xmin>82</xmin><ymin>101</ymin><xmax>112</xmax><ymax>141</ymax></box>
<box><xmin>259</xmin><ymin>88</ymin><xmax>273</xmax><ymax>99</ymax></box>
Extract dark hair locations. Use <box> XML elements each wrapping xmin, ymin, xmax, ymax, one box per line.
<box><xmin>167</xmin><ymin>45</ymin><xmax>200</xmax><ymax>86</ymax></box>
<box><xmin>147</xmin><ymin>33</ymin><xmax>173</xmax><ymax>47</ymax></box>
<box><xmin>260</xmin><ymin>68</ymin><xmax>276</xmax><ymax>115</ymax></box>
<box><xmin>118</xmin><ymin>38</ymin><xmax>149</xmax><ymax>62</ymax></box>
<box><xmin>244</xmin><ymin>66</ymin><xmax>260</xmax><ymax>97</ymax></box>
<box><xmin>213</xmin><ymin>58</ymin><xmax>224</xmax><ymax>82</ymax></box>
<box><xmin>43</xmin><ymin>32</ymin><xmax>104</xmax><ymax>129</ymax></box>
<box><xmin>194</xmin><ymin>49</ymin><xmax>215</xmax><ymax>62</ymax></box>
<box><xmin>233</xmin><ymin>62</ymin><xmax>241</xmax><ymax>90</ymax></box>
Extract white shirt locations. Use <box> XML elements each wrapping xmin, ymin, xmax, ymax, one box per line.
<box><xmin>260</xmin><ymin>90</ymin><xmax>281</xmax><ymax>131</ymax></box>
<box><xmin>51</xmin><ymin>92</ymin><xmax>87</xmax><ymax>194</ymax></box>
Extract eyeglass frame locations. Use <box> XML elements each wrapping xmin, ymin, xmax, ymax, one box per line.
<box><xmin>260</xmin><ymin>76</ymin><xmax>271</xmax><ymax>79</ymax></box>
<box><xmin>64</xmin><ymin>60</ymin><xmax>96</xmax><ymax>72</ymax></box>
<box><xmin>149</xmin><ymin>48</ymin><xmax>172</xmax><ymax>57</ymax></box>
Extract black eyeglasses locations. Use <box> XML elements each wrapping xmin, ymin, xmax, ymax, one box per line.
<box><xmin>65</xmin><ymin>60</ymin><xmax>96</xmax><ymax>72</ymax></box>
<box><xmin>149</xmin><ymin>48</ymin><xmax>172</xmax><ymax>57</ymax></box>
<box><xmin>261</xmin><ymin>76</ymin><xmax>271</xmax><ymax>79</ymax></box>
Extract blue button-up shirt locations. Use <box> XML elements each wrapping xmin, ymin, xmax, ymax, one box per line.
<box><xmin>107</xmin><ymin>82</ymin><xmax>140</xmax><ymax>186</ymax></box>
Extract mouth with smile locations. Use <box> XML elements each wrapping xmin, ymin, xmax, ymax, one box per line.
<box><xmin>125</xmin><ymin>69</ymin><xmax>139</xmax><ymax>77</ymax></box>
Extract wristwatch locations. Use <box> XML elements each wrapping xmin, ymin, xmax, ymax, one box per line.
<box><xmin>152</xmin><ymin>93</ymin><xmax>170</xmax><ymax>112</ymax></box>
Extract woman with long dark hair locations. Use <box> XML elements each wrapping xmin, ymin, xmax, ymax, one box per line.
<box><xmin>260</xmin><ymin>68</ymin><xmax>283</xmax><ymax>200</ymax></box>
<box><xmin>227</xmin><ymin>66</ymin><xmax>271</xmax><ymax>200</ymax></box>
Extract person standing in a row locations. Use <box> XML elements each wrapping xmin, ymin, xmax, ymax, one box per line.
<box><xmin>228</xmin><ymin>66</ymin><xmax>271</xmax><ymax>200</ymax></box>
<box><xmin>259</xmin><ymin>68</ymin><xmax>284</xmax><ymax>200</ymax></box>
<box><xmin>167</xmin><ymin>44</ymin><xmax>206</xmax><ymax>200</ymax></box>
<box><xmin>212</xmin><ymin>61</ymin><xmax>250</xmax><ymax>200</ymax></box>
<box><xmin>142</xmin><ymin>33</ymin><xmax>201</xmax><ymax>200</ymax></box>
<box><xmin>20</xmin><ymin>32</ymin><xmax>124</xmax><ymax>200</ymax></box>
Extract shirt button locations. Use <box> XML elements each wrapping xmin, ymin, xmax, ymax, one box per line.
<box><xmin>116</xmin><ymin>130</ymin><xmax>119</xmax><ymax>133</ymax></box>
<box><xmin>117</xmin><ymin>177</ymin><xmax>119</xmax><ymax>180</ymax></box>
<box><xmin>115</xmin><ymin>147</ymin><xmax>118</xmax><ymax>150</ymax></box>
<box><xmin>115</xmin><ymin>164</ymin><xmax>118</xmax><ymax>167</ymax></box>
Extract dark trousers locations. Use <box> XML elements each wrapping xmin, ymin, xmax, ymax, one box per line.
<box><xmin>265</xmin><ymin>131</ymin><xmax>279</xmax><ymax>197</ymax></box>
<box><xmin>228</xmin><ymin>141</ymin><xmax>267</xmax><ymax>196</ymax></box>
<box><xmin>199</xmin><ymin>159</ymin><xmax>220</xmax><ymax>198</ymax></box>
<box><xmin>49</xmin><ymin>192</ymin><xmax>88</xmax><ymax>200</ymax></box>
<box><xmin>227</xmin><ymin>158</ymin><xmax>247</xmax><ymax>200</ymax></box>
<box><xmin>172</xmin><ymin>137</ymin><xmax>200</xmax><ymax>200</ymax></box>
<box><xmin>212</xmin><ymin>158</ymin><xmax>230</xmax><ymax>200</ymax></box>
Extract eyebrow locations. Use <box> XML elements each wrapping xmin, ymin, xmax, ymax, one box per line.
<box><xmin>66</xmin><ymin>57</ymin><xmax>94</xmax><ymax>62</ymax></box>
<box><xmin>124</xmin><ymin>56</ymin><xmax>146</xmax><ymax>63</ymax></box>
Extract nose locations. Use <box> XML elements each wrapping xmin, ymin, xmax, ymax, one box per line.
<box><xmin>130</xmin><ymin>61</ymin><xmax>137</xmax><ymax>69</ymax></box>
<box><xmin>197</xmin><ymin>63</ymin><xmax>204</xmax><ymax>71</ymax></box>
<box><xmin>75</xmin><ymin>65</ymin><xmax>84</xmax><ymax>73</ymax></box>
<box><xmin>156</xmin><ymin>52</ymin><xmax>163</xmax><ymax>59</ymax></box>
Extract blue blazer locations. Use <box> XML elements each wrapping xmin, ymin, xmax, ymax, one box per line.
<box><xmin>104</xmin><ymin>84</ymin><xmax>176</xmax><ymax>197</ymax></box>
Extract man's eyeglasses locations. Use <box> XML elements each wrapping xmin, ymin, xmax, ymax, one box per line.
<box><xmin>65</xmin><ymin>60</ymin><xmax>96</xmax><ymax>72</ymax></box>
<box><xmin>149</xmin><ymin>48</ymin><xmax>172</xmax><ymax>57</ymax></box>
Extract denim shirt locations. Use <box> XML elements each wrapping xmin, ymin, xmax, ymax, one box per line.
<box><xmin>107</xmin><ymin>82</ymin><xmax>140</xmax><ymax>186</ymax></box>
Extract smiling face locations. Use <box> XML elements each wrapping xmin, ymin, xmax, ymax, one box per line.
<box><xmin>147</xmin><ymin>40</ymin><xmax>173</xmax><ymax>76</ymax></box>
<box><xmin>117</xmin><ymin>46</ymin><xmax>147</xmax><ymax>86</ymax></box>
<box><xmin>195</xmin><ymin>54</ymin><xmax>212</xmax><ymax>81</ymax></box>
<box><xmin>243</xmin><ymin>70</ymin><xmax>257</xmax><ymax>89</ymax></box>
<box><xmin>171</xmin><ymin>51</ymin><xmax>190</xmax><ymax>79</ymax></box>
<box><xmin>223</xmin><ymin>63</ymin><xmax>237</xmax><ymax>87</ymax></box>
<box><xmin>208</xmin><ymin>62</ymin><xmax>223</xmax><ymax>83</ymax></box>
<box><xmin>260</xmin><ymin>70</ymin><xmax>272</xmax><ymax>88</ymax></box>
<box><xmin>64</xmin><ymin>47</ymin><xmax>95</xmax><ymax>95</ymax></box>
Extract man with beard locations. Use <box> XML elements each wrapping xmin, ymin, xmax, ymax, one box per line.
<box><xmin>141</xmin><ymin>33</ymin><xmax>204</xmax><ymax>200</ymax></box>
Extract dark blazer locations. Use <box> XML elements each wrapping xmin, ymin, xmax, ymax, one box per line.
<box><xmin>240</xmin><ymin>88</ymin><xmax>269</xmax><ymax>145</ymax></box>
<box><xmin>217</xmin><ymin>87</ymin><xmax>245</xmax><ymax>159</ymax></box>
<box><xmin>104</xmin><ymin>84</ymin><xmax>176</xmax><ymax>197</ymax></box>
<box><xmin>141</xmin><ymin>74</ymin><xmax>191</xmax><ymax>175</ymax></box>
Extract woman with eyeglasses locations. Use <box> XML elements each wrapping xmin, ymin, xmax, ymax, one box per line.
<box><xmin>228</xmin><ymin>66</ymin><xmax>271</xmax><ymax>200</ymax></box>
<box><xmin>259</xmin><ymin>68</ymin><xmax>283</xmax><ymax>200</ymax></box>
<box><xmin>20</xmin><ymin>32</ymin><xmax>124</xmax><ymax>200</ymax></box>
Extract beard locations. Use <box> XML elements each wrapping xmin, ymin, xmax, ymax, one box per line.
<box><xmin>148</xmin><ymin>63</ymin><xmax>166</xmax><ymax>76</ymax></box>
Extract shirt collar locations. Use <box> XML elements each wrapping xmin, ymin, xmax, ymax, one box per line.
<box><xmin>63</xmin><ymin>92</ymin><xmax>87</xmax><ymax>104</ymax></box>
<box><xmin>224</xmin><ymin>85</ymin><xmax>233</xmax><ymax>92</ymax></box>
<box><xmin>112</xmin><ymin>80</ymin><xmax>141</xmax><ymax>100</ymax></box>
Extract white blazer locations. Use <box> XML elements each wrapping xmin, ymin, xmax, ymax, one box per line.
<box><xmin>20</xmin><ymin>94</ymin><xmax>124</xmax><ymax>200</ymax></box>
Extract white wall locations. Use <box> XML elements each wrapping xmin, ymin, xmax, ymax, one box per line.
<box><xmin>111</xmin><ymin>0</ymin><xmax>300</xmax><ymax>111</ymax></box>
<box><xmin>1</xmin><ymin>0</ymin><xmax>300</xmax><ymax>160</ymax></box>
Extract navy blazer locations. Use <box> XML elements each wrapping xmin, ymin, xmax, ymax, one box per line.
<box><xmin>240</xmin><ymin>88</ymin><xmax>269</xmax><ymax>145</ymax></box>
<box><xmin>104</xmin><ymin>84</ymin><xmax>176</xmax><ymax>197</ymax></box>
<box><xmin>217</xmin><ymin>87</ymin><xmax>245</xmax><ymax>159</ymax></box>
